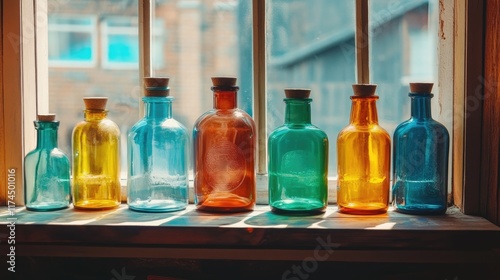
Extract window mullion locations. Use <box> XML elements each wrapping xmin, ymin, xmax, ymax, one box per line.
<box><xmin>139</xmin><ymin>0</ymin><xmax>153</xmax><ymax>118</ymax></box>
<box><xmin>355</xmin><ymin>0</ymin><xmax>369</xmax><ymax>84</ymax></box>
<box><xmin>253</xmin><ymin>0</ymin><xmax>267</xmax><ymax>175</ymax></box>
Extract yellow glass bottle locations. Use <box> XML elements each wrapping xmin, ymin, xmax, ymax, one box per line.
<box><xmin>337</xmin><ymin>84</ymin><xmax>390</xmax><ymax>214</ymax></box>
<box><xmin>72</xmin><ymin>97</ymin><xmax>121</xmax><ymax>210</ymax></box>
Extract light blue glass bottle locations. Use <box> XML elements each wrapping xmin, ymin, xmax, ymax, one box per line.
<box><xmin>24</xmin><ymin>114</ymin><xmax>71</xmax><ymax>211</ymax></box>
<box><xmin>127</xmin><ymin>77</ymin><xmax>189</xmax><ymax>212</ymax></box>
<box><xmin>392</xmin><ymin>83</ymin><xmax>449</xmax><ymax>214</ymax></box>
<box><xmin>268</xmin><ymin>89</ymin><xmax>328</xmax><ymax>214</ymax></box>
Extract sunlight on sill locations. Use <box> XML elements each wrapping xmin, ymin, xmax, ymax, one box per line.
<box><xmin>2</xmin><ymin>204</ymin><xmax>498</xmax><ymax>232</ymax></box>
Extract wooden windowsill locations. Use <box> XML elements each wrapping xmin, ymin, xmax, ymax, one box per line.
<box><xmin>1</xmin><ymin>205</ymin><xmax>499</xmax><ymax>263</ymax></box>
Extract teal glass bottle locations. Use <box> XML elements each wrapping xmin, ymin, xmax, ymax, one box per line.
<box><xmin>392</xmin><ymin>83</ymin><xmax>449</xmax><ymax>214</ymax></box>
<box><xmin>127</xmin><ymin>77</ymin><xmax>189</xmax><ymax>212</ymax></box>
<box><xmin>24</xmin><ymin>114</ymin><xmax>71</xmax><ymax>211</ymax></box>
<box><xmin>268</xmin><ymin>89</ymin><xmax>328</xmax><ymax>214</ymax></box>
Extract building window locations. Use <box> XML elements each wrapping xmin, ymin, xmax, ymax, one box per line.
<box><xmin>48</xmin><ymin>16</ymin><xmax>97</xmax><ymax>67</ymax></box>
<box><xmin>101</xmin><ymin>17</ymin><xmax>139</xmax><ymax>69</ymax></box>
<box><xmin>101</xmin><ymin>16</ymin><xmax>164</xmax><ymax>69</ymax></box>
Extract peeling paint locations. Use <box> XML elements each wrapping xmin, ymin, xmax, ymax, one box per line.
<box><xmin>439</xmin><ymin>0</ymin><xmax>446</xmax><ymax>40</ymax></box>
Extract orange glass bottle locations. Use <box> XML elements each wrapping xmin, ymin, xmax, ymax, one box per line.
<box><xmin>337</xmin><ymin>84</ymin><xmax>390</xmax><ymax>214</ymax></box>
<box><xmin>193</xmin><ymin>77</ymin><xmax>256</xmax><ymax>212</ymax></box>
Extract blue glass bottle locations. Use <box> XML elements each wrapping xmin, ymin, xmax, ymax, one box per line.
<box><xmin>127</xmin><ymin>77</ymin><xmax>189</xmax><ymax>212</ymax></box>
<box><xmin>392</xmin><ymin>83</ymin><xmax>449</xmax><ymax>214</ymax></box>
<box><xmin>24</xmin><ymin>114</ymin><xmax>71</xmax><ymax>211</ymax></box>
<box><xmin>268</xmin><ymin>89</ymin><xmax>328</xmax><ymax>214</ymax></box>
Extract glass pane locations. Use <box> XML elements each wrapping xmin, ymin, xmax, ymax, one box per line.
<box><xmin>369</xmin><ymin>0</ymin><xmax>438</xmax><ymax>138</ymax></box>
<box><xmin>266</xmin><ymin>0</ymin><xmax>356</xmax><ymax>177</ymax></box>
<box><xmin>48</xmin><ymin>31</ymin><xmax>93</xmax><ymax>61</ymax></box>
<box><xmin>48</xmin><ymin>0</ymin><xmax>139</xmax><ymax>178</ymax></box>
<box><xmin>153</xmin><ymin>0</ymin><xmax>253</xmax><ymax>140</ymax></box>
<box><xmin>107</xmin><ymin>34</ymin><xmax>139</xmax><ymax>63</ymax></box>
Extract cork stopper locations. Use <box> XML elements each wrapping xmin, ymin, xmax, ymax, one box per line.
<box><xmin>37</xmin><ymin>114</ymin><xmax>56</xmax><ymax>122</ymax></box>
<box><xmin>83</xmin><ymin>97</ymin><xmax>108</xmax><ymax>110</ymax></box>
<box><xmin>211</xmin><ymin>77</ymin><xmax>237</xmax><ymax>87</ymax></box>
<box><xmin>144</xmin><ymin>77</ymin><xmax>170</xmax><ymax>97</ymax></box>
<box><xmin>410</xmin><ymin>82</ymin><xmax>434</xmax><ymax>93</ymax></box>
<box><xmin>284</xmin><ymin>88</ymin><xmax>311</xmax><ymax>99</ymax></box>
<box><xmin>352</xmin><ymin>84</ymin><xmax>377</xmax><ymax>96</ymax></box>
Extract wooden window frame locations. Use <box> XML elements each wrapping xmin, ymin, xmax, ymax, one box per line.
<box><xmin>1</xmin><ymin>0</ymin><xmax>499</xmax><ymax>225</ymax></box>
<box><xmin>0</xmin><ymin>2</ymin><xmax>499</xmax><ymax>276</ymax></box>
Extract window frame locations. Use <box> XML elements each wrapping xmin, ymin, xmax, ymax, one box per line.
<box><xmin>0</xmin><ymin>0</ymin><xmax>496</xmax><ymax>224</ymax></box>
<box><xmin>101</xmin><ymin>15</ymin><xmax>164</xmax><ymax>70</ymax></box>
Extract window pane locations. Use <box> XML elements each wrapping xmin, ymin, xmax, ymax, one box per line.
<box><xmin>48</xmin><ymin>0</ymin><xmax>140</xmax><ymax>178</ymax></box>
<box><xmin>48</xmin><ymin>0</ymin><xmax>252</xmax><ymax>179</ymax></box>
<box><xmin>369</xmin><ymin>0</ymin><xmax>438</xmax><ymax>137</ymax></box>
<box><xmin>153</xmin><ymin>0</ymin><xmax>253</xmax><ymax>138</ymax></box>
<box><xmin>266</xmin><ymin>0</ymin><xmax>356</xmax><ymax>177</ymax></box>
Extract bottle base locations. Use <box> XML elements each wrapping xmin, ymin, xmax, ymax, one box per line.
<box><xmin>196</xmin><ymin>193</ymin><xmax>254</xmax><ymax>213</ymax></box>
<box><xmin>26</xmin><ymin>203</ymin><xmax>69</xmax><ymax>212</ymax></box>
<box><xmin>394</xmin><ymin>204</ymin><xmax>447</xmax><ymax>215</ymax></box>
<box><xmin>338</xmin><ymin>203</ymin><xmax>388</xmax><ymax>215</ymax></box>
<box><xmin>271</xmin><ymin>207</ymin><xmax>325</xmax><ymax>216</ymax></box>
<box><xmin>270</xmin><ymin>199</ymin><xmax>326</xmax><ymax>215</ymax></box>
<box><xmin>128</xmin><ymin>200</ymin><xmax>187</xmax><ymax>213</ymax></box>
<box><xmin>73</xmin><ymin>200</ymin><xmax>120</xmax><ymax>210</ymax></box>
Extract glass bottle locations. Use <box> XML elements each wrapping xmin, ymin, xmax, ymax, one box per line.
<box><xmin>127</xmin><ymin>77</ymin><xmax>189</xmax><ymax>212</ymax></box>
<box><xmin>72</xmin><ymin>97</ymin><xmax>121</xmax><ymax>210</ymax></box>
<box><xmin>193</xmin><ymin>77</ymin><xmax>256</xmax><ymax>212</ymax></box>
<box><xmin>24</xmin><ymin>114</ymin><xmax>71</xmax><ymax>211</ymax></box>
<box><xmin>337</xmin><ymin>84</ymin><xmax>390</xmax><ymax>214</ymax></box>
<box><xmin>268</xmin><ymin>89</ymin><xmax>328</xmax><ymax>214</ymax></box>
<box><xmin>392</xmin><ymin>83</ymin><xmax>449</xmax><ymax>214</ymax></box>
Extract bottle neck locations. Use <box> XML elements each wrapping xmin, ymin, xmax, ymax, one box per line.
<box><xmin>84</xmin><ymin>110</ymin><xmax>108</xmax><ymax>121</ymax></box>
<box><xmin>285</xmin><ymin>99</ymin><xmax>312</xmax><ymax>125</ymax></box>
<box><xmin>143</xmin><ymin>97</ymin><xmax>173</xmax><ymax>120</ymax></box>
<box><xmin>349</xmin><ymin>96</ymin><xmax>379</xmax><ymax>125</ymax></box>
<box><xmin>410</xmin><ymin>93</ymin><xmax>433</xmax><ymax>120</ymax></box>
<box><xmin>35</xmin><ymin>122</ymin><xmax>59</xmax><ymax>149</ymax></box>
<box><xmin>213</xmin><ymin>90</ymin><xmax>237</xmax><ymax>110</ymax></box>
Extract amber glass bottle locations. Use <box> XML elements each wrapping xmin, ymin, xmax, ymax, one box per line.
<box><xmin>72</xmin><ymin>97</ymin><xmax>121</xmax><ymax>210</ymax></box>
<box><xmin>193</xmin><ymin>77</ymin><xmax>256</xmax><ymax>212</ymax></box>
<box><xmin>337</xmin><ymin>84</ymin><xmax>390</xmax><ymax>214</ymax></box>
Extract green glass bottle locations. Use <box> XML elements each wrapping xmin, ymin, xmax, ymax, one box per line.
<box><xmin>268</xmin><ymin>89</ymin><xmax>329</xmax><ymax>214</ymax></box>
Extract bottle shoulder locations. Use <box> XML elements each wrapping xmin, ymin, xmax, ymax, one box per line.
<box><xmin>338</xmin><ymin>124</ymin><xmax>390</xmax><ymax>137</ymax></box>
<box><xmin>73</xmin><ymin>118</ymin><xmax>121</xmax><ymax>135</ymax></box>
<box><xmin>269</xmin><ymin>124</ymin><xmax>328</xmax><ymax>139</ymax></box>
<box><xmin>394</xmin><ymin>119</ymin><xmax>449</xmax><ymax>136</ymax></box>
<box><xmin>129</xmin><ymin>121</ymin><xmax>189</xmax><ymax>141</ymax></box>
<box><xmin>25</xmin><ymin>148</ymin><xmax>69</xmax><ymax>161</ymax></box>
<box><xmin>131</xmin><ymin>118</ymin><xmax>187</xmax><ymax>132</ymax></box>
<box><xmin>194</xmin><ymin>109</ymin><xmax>255</xmax><ymax>130</ymax></box>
